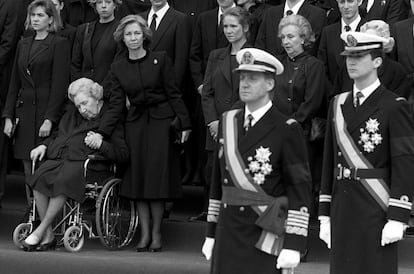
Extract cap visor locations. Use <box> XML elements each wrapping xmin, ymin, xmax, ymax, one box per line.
<box><xmin>340</xmin><ymin>49</ymin><xmax>373</xmax><ymax>56</ymax></box>
<box><xmin>233</xmin><ymin>64</ymin><xmax>275</xmax><ymax>74</ymax></box>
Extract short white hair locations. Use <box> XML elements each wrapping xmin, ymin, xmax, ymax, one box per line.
<box><xmin>68</xmin><ymin>78</ymin><xmax>103</xmax><ymax>102</ymax></box>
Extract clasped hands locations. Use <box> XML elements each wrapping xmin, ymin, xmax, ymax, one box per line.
<box><xmin>84</xmin><ymin>131</ymin><xmax>103</xmax><ymax>150</ymax></box>
<box><xmin>201</xmin><ymin>237</ymin><xmax>300</xmax><ymax>270</ymax></box>
<box><xmin>318</xmin><ymin>216</ymin><xmax>406</xmax><ymax>248</ymax></box>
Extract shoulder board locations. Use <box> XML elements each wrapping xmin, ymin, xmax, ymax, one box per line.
<box><xmin>396</xmin><ymin>97</ymin><xmax>406</xmax><ymax>102</ymax></box>
<box><xmin>286</xmin><ymin>118</ymin><xmax>297</xmax><ymax>125</ymax></box>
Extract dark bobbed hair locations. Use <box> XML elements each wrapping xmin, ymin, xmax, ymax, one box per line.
<box><xmin>113</xmin><ymin>14</ymin><xmax>152</xmax><ymax>49</ymax></box>
<box><xmin>25</xmin><ymin>0</ymin><xmax>62</xmax><ymax>33</ymax></box>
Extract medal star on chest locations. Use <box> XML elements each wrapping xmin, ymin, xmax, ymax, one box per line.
<box><xmin>247</xmin><ymin>146</ymin><xmax>273</xmax><ymax>185</ymax></box>
<box><xmin>358</xmin><ymin>118</ymin><xmax>382</xmax><ymax>153</ymax></box>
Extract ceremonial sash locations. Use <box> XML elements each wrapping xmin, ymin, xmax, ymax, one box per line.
<box><xmin>333</xmin><ymin>93</ymin><xmax>390</xmax><ymax>211</ymax></box>
<box><xmin>222</xmin><ymin>109</ymin><xmax>285</xmax><ymax>256</ymax></box>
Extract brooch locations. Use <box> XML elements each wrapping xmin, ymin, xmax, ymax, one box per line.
<box><xmin>358</xmin><ymin>118</ymin><xmax>382</xmax><ymax>153</ymax></box>
<box><xmin>247</xmin><ymin>146</ymin><xmax>273</xmax><ymax>185</ymax></box>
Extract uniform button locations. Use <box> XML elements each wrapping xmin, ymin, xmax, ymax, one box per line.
<box><xmin>338</xmin><ymin>152</ymin><xmax>342</xmax><ymax>156</ymax></box>
<box><xmin>244</xmin><ymin>169</ymin><xmax>249</xmax><ymax>174</ymax></box>
<box><xmin>223</xmin><ymin>203</ymin><xmax>227</xmax><ymax>208</ymax></box>
<box><xmin>223</xmin><ymin>178</ymin><xmax>228</xmax><ymax>184</ymax></box>
<box><xmin>190</xmin><ymin>12</ymin><xmax>195</xmax><ymax>16</ymax></box>
<box><xmin>239</xmin><ymin>206</ymin><xmax>245</xmax><ymax>212</ymax></box>
<box><xmin>337</xmin><ymin>164</ymin><xmax>341</xmax><ymax>168</ymax></box>
<box><xmin>225</xmin><ymin>166</ymin><xmax>229</xmax><ymax>171</ymax></box>
<box><xmin>288</xmin><ymin>80</ymin><xmax>293</xmax><ymax>84</ymax></box>
<box><xmin>287</xmin><ymin>98</ymin><xmax>292</xmax><ymax>101</ymax></box>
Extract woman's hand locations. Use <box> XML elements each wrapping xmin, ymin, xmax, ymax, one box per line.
<box><xmin>30</xmin><ymin>145</ymin><xmax>47</xmax><ymax>161</ymax></box>
<box><xmin>208</xmin><ymin>120</ymin><xmax>219</xmax><ymax>141</ymax></box>
<box><xmin>39</xmin><ymin>119</ymin><xmax>52</xmax><ymax>137</ymax></box>
<box><xmin>84</xmin><ymin>131</ymin><xmax>103</xmax><ymax>150</ymax></box>
<box><xmin>3</xmin><ymin>118</ymin><xmax>13</xmax><ymax>137</ymax></box>
<box><xmin>181</xmin><ymin>129</ymin><xmax>192</xmax><ymax>143</ymax></box>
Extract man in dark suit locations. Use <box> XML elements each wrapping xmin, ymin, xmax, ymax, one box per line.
<box><xmin>391</xmin><ymin>1</ymin><xmax>414</xmax><ymax>97</ymax></box>
<box><xmin>318</xmin><ymin>0</ymin><xmax>365</xmax><ymax>98</ymax></box>
<box><xmin>359</xmin><ymin>0</ymin><xmax>403</xmax><ymax>25</ymax></box>
<box><xmin>0</xmin><ymin>0</ymin><xmax>29</xmax><ymax>207</ymax></box>
<box><xmin>169</xmin><ymin>0</ymin><xmax>217</xmax><ymax>25</ymax></box>
<box><xmin>61</xmin><ymin>0</ymin><xmax>97</xmax><ymax>27</ymax></box>
<box><xmin>255</xmin><ymin>0</ymin><xmax>327</xmax><ymax>57</ymax></box>
<box><xmin>202</xmin><ymin>47</ymin><xmax>312</xmax><ymax>274</ymax></box>
<box><xmin>115</xmin><ymin>0</ymin><xmax>152</xmax><ymax>19</ymax></box>
<box><xmin>319</xmin><ymin>31</ymin><xmax>414</xmax><ymax>274</ymax></box>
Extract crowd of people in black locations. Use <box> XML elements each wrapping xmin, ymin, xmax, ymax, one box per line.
<box><xmin>0</xmin><ymin>0</ymin><xmax>413</xmax><ymax>255</ymax></box>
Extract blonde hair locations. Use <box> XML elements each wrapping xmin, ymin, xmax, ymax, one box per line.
<box><xmin>278</xmin><ymin>14</ymin><xmax>315</xmax><ymax>48</ymax></box>
<box><xmin>68</xmin><ymin>78</ymin><xmax>103</xmax><ymax>102</ymax></box>
<box><xmin>360</xmin><ymin>20</ymin><xmax>395</xmax><ymax>53</ymax></box>
<box><xmin>25</xmin><ymin>0</ymin><xmax>62</xmax><ymax>33</ymax></box>
<box><xmin>113</xmin><ymin>15</ymin><xmax>152</xmax><ymax>48</ymax></box>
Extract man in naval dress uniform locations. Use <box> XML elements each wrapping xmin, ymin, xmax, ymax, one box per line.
<box><xmin>201</xmin><ymin>48</ymin><xmax>312</xmax><ymax>274</ymax></box>
<box><xmin>319</xmin><ymin>31</ymin><xmax>414</xmax><ymax>274</ymax></box>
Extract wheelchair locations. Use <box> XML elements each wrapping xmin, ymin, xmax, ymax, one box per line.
<box><xmin>12</xmin><ymin>156</ymin><xmax>139</xmax><ymax>252</ymax></box>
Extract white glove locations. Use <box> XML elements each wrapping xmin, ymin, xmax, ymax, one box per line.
<box><xmin>276</xmin><ymin>249</ymin><xmax>300</xmax><ymax>269</ymax></box>
<box><xmin>381</xmin><ymin>220</ymin><xmax>406</xmax><ymax>246</ymax></box>
<box><xmin>202</xmin><ymin>237</ymin><xmax>215</xmax><ymax>260</ymax></box>
<box><xmin>319</xmin><ymin>216</ymin><xmax>331</xmax><ymax>249</ymax></box>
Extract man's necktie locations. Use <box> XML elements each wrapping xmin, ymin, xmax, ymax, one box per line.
<box><xmin>244</xmin><ymin>114</ymin><xmax>254</xmax><ymax>132</ymax></box>
<box><xmin>344</xmin><ymin>25</ymin><xmax>351</xmax><ymax>32</ymax></box>
<box><xmin>286</xmin><ymin>10</ymin><xmax>293</xmax><ymax>16</ymax></box>
<box><xmin>150</xmin><ymin>13</ymin><xmax>157</xmax><ymax>32</ymax></box>
<box><xmin>354</xmin><ymin>91</ymin><xmax>364</xmax><ymax>108</ymax></box>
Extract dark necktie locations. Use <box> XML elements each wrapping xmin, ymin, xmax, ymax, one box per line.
<box><xmin>150</xmin><ymin>13</ymin><xmax>157</xmax><ymax>32</ymax></box>
<box><xmin>244</xmin><ymin>114</ymin><xmax>254</xmax><ymax>132</ymax></box>
<box><xmin>286</xmin><ymin>10</ymin><xmax>293</xmax><ymax>16</ymax></box>
<box><xmin>354</xmin><ymin>91</ymin><xmax>364</xmax><ymax>108</ymax></box>
<box><xmin>344</xmin><ymin>25</ymin><xmax>351</xmax><ymax>32</ymax></box>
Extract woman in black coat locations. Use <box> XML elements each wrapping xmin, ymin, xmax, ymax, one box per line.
<box><xmin>108</xmin><ymin>15</ymin><xmax>191</xmax><ymax>252</ymax></box>
<box><xmin>71</xmin><ymin>0</ymin><xmax>121</xmax><ymax>84</ymax></box>
<box><xmin>274</xmin><ymin>15</ymin><xmax>326</xmax><ymax>215</ymax></box>
<box><xmin>2</xmin><ymin>0</ymin><xmax>70</xmax><ymax>197</ymax></box>
<box><xmin>20</xmin><ymin>78</ymin><xmax>129</xmax><ymax>251</ymax></box>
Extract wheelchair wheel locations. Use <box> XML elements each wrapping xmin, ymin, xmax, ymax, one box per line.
<box><xmin>13</xmin><ymin>223</ymin><xmax>32</xmax><ymax>249</ymax></box>
<box><xmin>96</xmin><ymin>178</ymin><xmax>137</xmax><ymax>250</ymax></box>
<box><xmin>63</xmin><ymin>225</ymin><xmax>84</xmax><ymax>252</ymax></box>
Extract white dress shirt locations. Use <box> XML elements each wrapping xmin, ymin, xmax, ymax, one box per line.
<box><xmin>148</xmin><ymin>2</ymin><xmax>170</xmax><ymax>31</ymax></box>
<box><xmin>244</xmin><ymin>101</ymin><xmax>273</xmax><ymax>128</ymax></box>
<box><xmin>283</xmin><ymin>0</ymin><xmax>305</xmax><ymax>16</ymax></box>
<box><xmin>353</xmin><ymin>79</ymin><xmax>381</xmax><ymax>105</ymax></box>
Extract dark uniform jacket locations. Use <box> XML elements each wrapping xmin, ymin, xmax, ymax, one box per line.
<box><xmin>141</xmin><ymin>7</ymin><xmax>191</xmax><ymax>88</ymax></box>
<box><xmin>189</xmin><ymin>7</ymin><xmax>229</xmax><ymax>89</ymax></box>
<box><xmin>317</xmin><ymin>19</ymin><xmax>366</xmax><ymax>88</ymax></box>
<box><xmin>255</xmin><ymin>3</ymin><xmax>326</xmax><ymax>57</ymax></box>
<box><xmin>2</xmin><ymin>34</ymin><xmax>70</xmax><ymax>160</ymax></box>
<box><xmin>360</xmin><ymin>0</ymin><xmax>403</xmax><ymax>26</ymax></box>
<box><xmin>71</xmin><ymin>19</ymin><xmax>119</xmax><ymax>84</ymax></box>
<box><xmin>319</xmin><ymin>86</ymin><xmax>414</xmax><ymax>274</ymax></box>
<box><xmin>207</xmin><ymin>105</ymin><xmax>312</xmax><ymax>274</ymax></box>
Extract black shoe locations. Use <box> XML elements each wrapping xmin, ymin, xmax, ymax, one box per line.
<box><xmin>149</xmin><ymin>246</ymin><xmax>162</xmax><ymax>252</ymax></box>
<box><xmin>36</xmin><ymin>238</ymin><xmax>57</xmax><ymax>251</ymax></box>
<box><xmin>136</xmin><ymin>246</ymin><xmax>149</xmax><ymax>252</ymax></box>
<box><xmin>188</xmin><ymin>212</ymin><xmax>207</xmax><ymax>222</ymax></box>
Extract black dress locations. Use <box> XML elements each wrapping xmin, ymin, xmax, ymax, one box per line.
<box><xmin>108</xmin><ymin>51</ymin><xmax>191</xmax><ymax>200</ymax></box>
<box><xmin>27</xmin><ymin>104</ymin><xmax>129</xmax><ymax>202</ymax></box>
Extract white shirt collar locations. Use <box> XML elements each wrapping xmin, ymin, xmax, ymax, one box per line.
<box><xmin>218</xmin><ymin>3</ymin><xmax>236</xmax><ymax>25</ymax></box>
<box><xmin>353</xmin><ymin>79</ymin><xmax>381</xmax><ymax>105</ymax></box>
<box><xmin>244</xmin><ymin>101</ymin><xmax>273</xmax><ymax>127</ymax></box>
<box><xmin>283</xmin><ymin>0</ymin><xmax>305</xmax><ymax>16</ymax></box>
<box><xmin>148</xmin><ymin>2</ymin><xmax>170</xmax><ymax>30</ymax></box>
<box><xmin>341</xmin><ymin>15</ymin><xmax>361</xmax><ymax>33</ymax></box>
<box><xmin>367</xmin><ymin>0</ymin><xmax>374</xmax><ymax>12</ymax></box>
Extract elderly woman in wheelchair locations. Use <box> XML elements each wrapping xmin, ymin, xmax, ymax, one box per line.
<box><xmin>20</xmin><ymin>78</ymin><xmax>129</xmax><ymax>251</ymax></box>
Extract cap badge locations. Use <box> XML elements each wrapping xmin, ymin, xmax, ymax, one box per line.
<box><xmin>241</xmin><ymin>51</ymin><xmax>254</xmax><ymax>65</ymax></box>
<box><xmin>346</xmin><ymin>34</ymin><xmax>358</xmax><ymax>47</ymax></box>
